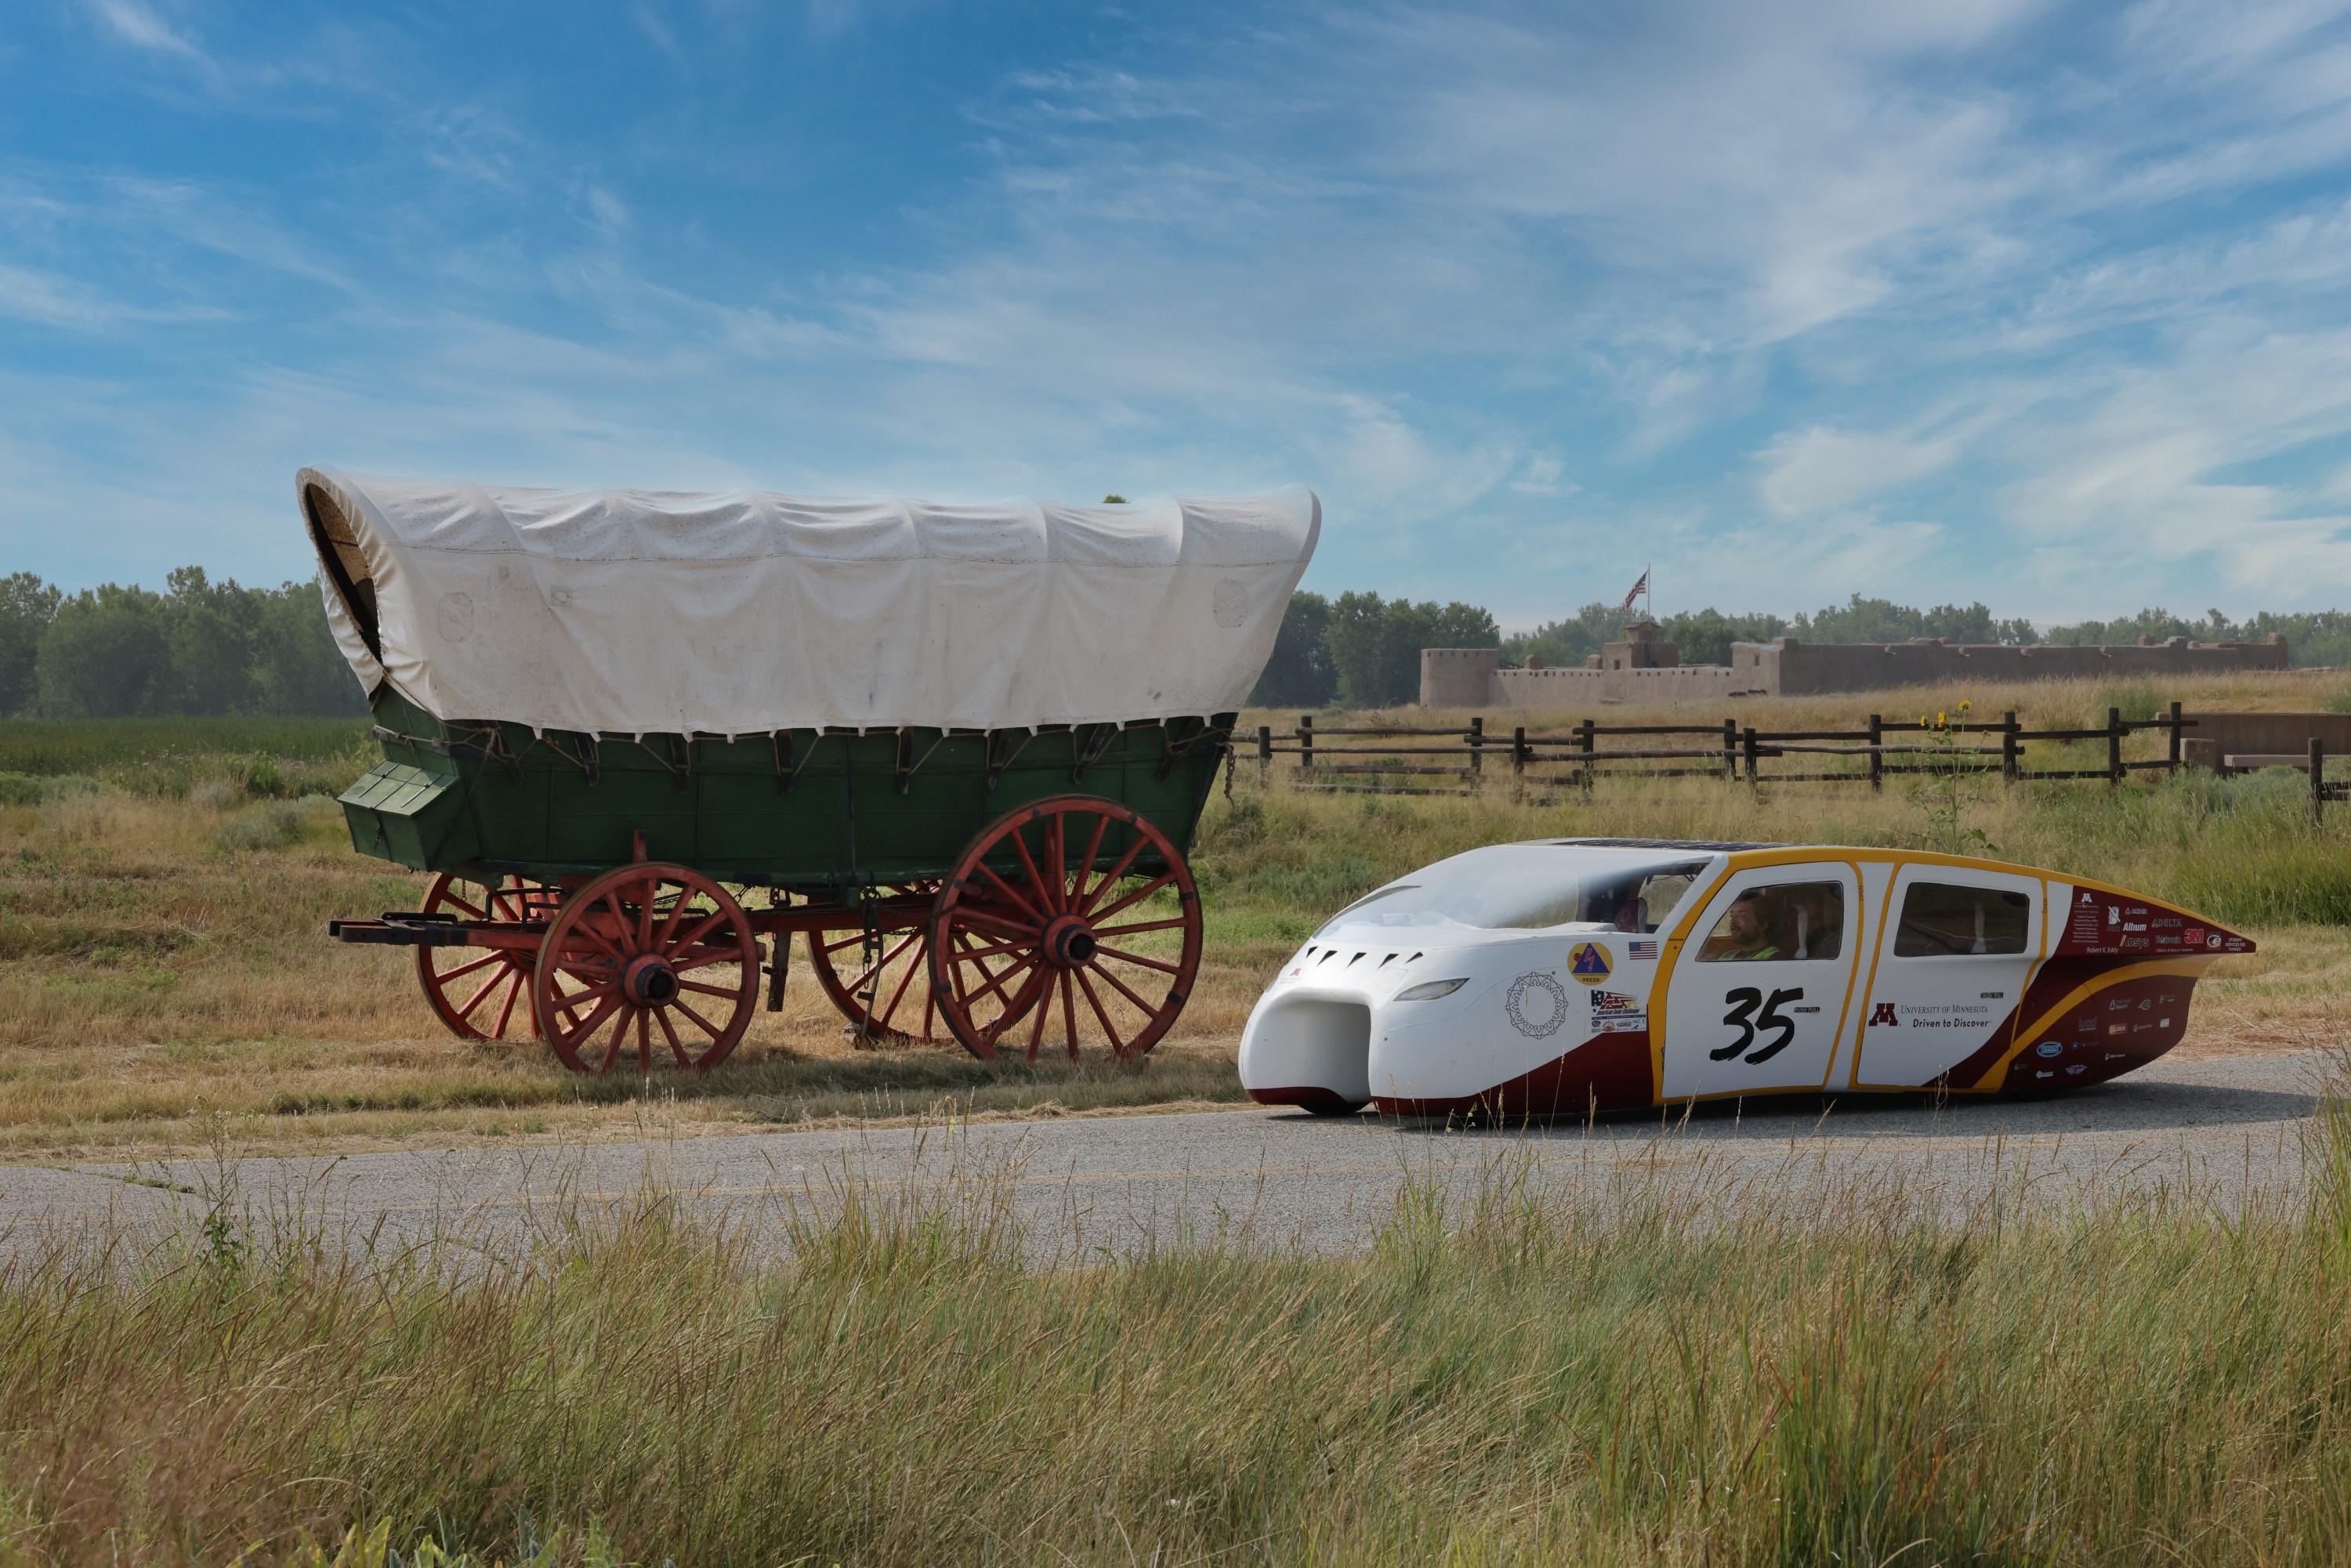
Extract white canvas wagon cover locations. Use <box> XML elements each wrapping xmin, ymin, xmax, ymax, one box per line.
<box><xmin>298</xmin><ymin>467</ymin><xmax>1320</xmax><ymax>737</ymax></box>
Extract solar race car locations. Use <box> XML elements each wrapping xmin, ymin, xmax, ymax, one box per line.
<box><xmin>1237</xmin><ymin>838</ymin><xmax>2251</xmax><ymax>1118</ymax></box>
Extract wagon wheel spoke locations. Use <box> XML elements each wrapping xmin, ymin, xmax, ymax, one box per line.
<box><xmin>1074</xmin><ymin>811</ymin><xmax>1110</xmax><ymax>907</ymax></box>
<box><xmin>1078</xmin><ymin>830</ymin><xmax>1148</xmax><ymax>914</ymax></box>
<box><xmin>416</xmin><ymin>875</ymin><xmax>552</xmax><ymax>1044</ymax></box>
<box><xmin>455</xmin><ymin>967</ymin><xmax>509</xmax><ymax>1023</ymax></box>
<box><xmin>1045</xmin><ymin>815</ymin><xmax>1068</xmax><ymax>915</ymax></box>
<box><xmin>1009</xmin><ymin>824</ymin><xmax>1056</xmax><ymax>918</ymax></box>
<box><xmin>1022</xmin><ymin>975</ymin><xmax>1054</xmax><ymax>1060</ymax></box>
<box><xmin>663</xmin><ymin>909</ymin><xmax>729</xmax><ymax>959</ymax></box>
<box><xmin>961</xmin><ymin>954</ymin><xmax>1041</xmax><ymax>1012</ymax></box>
<box><xmin>947</xmin><ymin>906</ymin><xmax>1044</xmax><ymax>943</ymax></box>
<box><xmin>1086</xmin><ymin>956</ymin><xmax>1165</xmax><ymax>1017</ymax></box>
<box><xmin>491</xmin><ymin>968</ymin><xmax>527</xmax><ymax>1037</ymax></box>
<box><xmin>1092</xmin><ymin>943</ymin><xmax>1179</xmax><ymax>976</ymax></box>
<box><xmin>1089</xmin><ymin>873</ymin><xmax>1176</xmax><ymax>927</ymax></box>
<box><xmin>1090</xmin><ymin>918</ymin><xmax>1188</xmax><ymax>937</ymax></box>
<box><xmin>436</xmin><ymin>951</ymin><xmax>505</xmax><ymax>987</ymax></box>
<box><xmin>1058</xmin><ymin>972</ymin><xmax>1081</xmax><ymax>1062</ymax></box>
<box><xmin>672</xmin><ymin>1006</ymin><xmax>724</xmax><ymax>1044</ymax></box>
<box><xmin>1074</xmin><ymin>966</ymin><xmax>1124</xmax><ymax>1056</ymax></box>
<box><xmin>975</xmin><ymin>862</ymin><xmax>1048</xmax><ymax>929</ymax></box>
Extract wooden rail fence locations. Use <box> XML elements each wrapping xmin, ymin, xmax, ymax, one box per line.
<box><xmin>1238</xmin><ymin>703</ymin><xmax>2349</xmax><ymax>821</ymax></box>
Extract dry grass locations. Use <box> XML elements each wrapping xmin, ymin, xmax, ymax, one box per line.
<box><xmin>1369</xmin><ymin>664</ymin><xmax>2351</xmax><ymax>736</ymax></box>
<box><xmin>7</xmin><ymin>1115</ymin><xmax>2351</xmax><ymax>1565</ymax></box>
<box><xmin>1</xmin><ymin>675</ymin><xmax>2346</xmax><ymax>1158</ymax></box>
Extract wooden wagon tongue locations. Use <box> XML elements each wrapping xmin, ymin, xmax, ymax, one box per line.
<box><xmin>303</xmin><ymin>467</ymin><xmax>1318</xmax><ymax>1074</ymax></box>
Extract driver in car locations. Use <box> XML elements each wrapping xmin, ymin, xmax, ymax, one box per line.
<box><xmin>1701</xmin><ymin>889</ymin><xmax>1781</xmax><ymax>961</ymax></box>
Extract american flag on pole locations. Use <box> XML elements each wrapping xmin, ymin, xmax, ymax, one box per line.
<box><xmin>1618</xmin><ymin>569</ymin><xmax>1649</xmax><ymax>615</ymax></box>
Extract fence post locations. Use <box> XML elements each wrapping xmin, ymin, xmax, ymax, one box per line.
<box><xmin>1255</xmin><ymin>724</ymin><xmax>1271</xmax><ymax>787</ymax></box>
<box><xmin>1299</xmin><ymin>714</ymin><xmax>1313</xmax><ymax>776</ymax></box>
<box><xmin>1743</xmin><ymin>726</ymin><xmax>1760</xmax><ymax>785</ymax></box>
<box><xmin>1867</xmin><ymin>714</ymin><xmax>1882</xmax><ymax>791</ymax></box>
<box><xmin>2001</xmin><ymin>710</ymin><xmax>2019</xmax><ymax>784</ymax></box>
<box><xmin>2313</xmin><ymin>738</ymin><xmax>2327</xmax><ymax>827</ymax></box>
<box><xmin>1513</xmin><ymin>726</ymin><xmax>1528</xmax><ymax>797</ymax></box>
<box><xmin>1578</xmin><ymin>718</ymin><xmax>1595</xmax><ymax>791</ymax></box>
<box><xmin>2106</xmin><ymin>707</ymin><xmax>2123</xmax><ymax>788</ymax></box>
<box><xmin>1722</xmin><ymin>719</ymin><xmax>1738</xmax><ymax>782</ymax></box>
<box><xmin>2168</xmin><ymin>700</ymin><xmax>2183</xmax><ymax>773</ymax></box>
<box><xmin>1469</xmin><ymin>715</ymin><xmax>1483</xmax><ymax>777</ymax></box>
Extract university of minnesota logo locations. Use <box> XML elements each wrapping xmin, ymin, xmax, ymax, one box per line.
<box><xmin>1567</xmin><ymin>941</ymin><xmax>1612</xmax><ymax>985</ymax></box>
<box><xmin>1869</xmin><ymin>1001</ymin><xmax>1898</xmax><ymax>1027</ymax></box>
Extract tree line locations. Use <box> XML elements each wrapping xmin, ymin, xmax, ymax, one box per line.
<box><xmin>0</xmin><ymin>569</ymin><xmax>365</xmax><ymax>719</ymax></box>
<box><xmin>2</xmin><ymin>564</ymin><xmax>2345</xmax><ymax>719</ymax></box>
<box><xmin>1252</xmin><ymin>592</ymin><xmax>2351</xmax><ymax>708</ymax></box>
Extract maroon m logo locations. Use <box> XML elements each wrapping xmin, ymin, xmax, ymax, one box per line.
<box><xmin>1868</xmin><ymin>1001</ymin><xmax>1898</xmax><ymax>1027</ymax></box>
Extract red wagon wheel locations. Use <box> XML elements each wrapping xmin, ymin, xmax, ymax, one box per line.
<box><xmin>929</xmin><ymin>795</ymin><xmax>1203</xmax><ymax>1062</ymax></box>
<box><xmin>806</xmin><ymin>882</ymin><xmax>1049</xmax><ymax>1045</ymax></box>
<box><xmin>415</xmin><ymin>872</ymin><xmax>556</xmax><ymax>1042</ymax></box>
<box><xmin>806</xmin><ymin>882</ymin><xmax>947</xmax><ymax>1044</ymax></box>
<box><xmin>530</xmin><ymin>863</ymin><xmax>759</xmax><ymax>1074</ymax></box>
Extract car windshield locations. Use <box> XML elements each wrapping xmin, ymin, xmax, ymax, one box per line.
<box><xmin>1315</xmin><ymin>846</ymin><xmax>1712</xmax><ymax>940</ymax></box>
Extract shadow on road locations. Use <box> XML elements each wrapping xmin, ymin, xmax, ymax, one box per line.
<box><xmin>1287</xmin><ymin>1073</ymin><xmax>2325</xmax><ymax>1143</ymax></box>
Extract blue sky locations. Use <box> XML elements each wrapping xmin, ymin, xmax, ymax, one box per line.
<box><xmin>7</xmin><ymin>0</ymin><xmax>2351</xmax><ymax>628</ymax></box>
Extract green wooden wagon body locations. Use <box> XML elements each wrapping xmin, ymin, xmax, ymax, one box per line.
<box><xmin>342</xmin><ymin>689</ymin><xmax>1230</xmax><ymax>891</ymax></box>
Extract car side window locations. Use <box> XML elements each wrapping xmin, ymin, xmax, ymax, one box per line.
<box><xmin>1893</xmin><ymin>882</ymin><xmax>2030</xmax><ymax>957</ymax></box>
<box><xmin>1696</xmin><ymin>881</ymin><xmax>1844</xmax><ymax>962</ymax></box>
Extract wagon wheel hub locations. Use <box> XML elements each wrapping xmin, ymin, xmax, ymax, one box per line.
<box><xmin>621</xmin><ymin>952</ymin><xmax>681</xmax><ymax>1006</ymax></box>
<box><xmin>1041</xmin><ymin>914</ymin><xmax>1098</xmax><ymax>969</ymax></box>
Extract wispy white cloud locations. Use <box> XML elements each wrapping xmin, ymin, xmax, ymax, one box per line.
<box><xmin>84</xmin><ymin>0</ymin><xmax>208</xmax><ymax>63</ymax></box>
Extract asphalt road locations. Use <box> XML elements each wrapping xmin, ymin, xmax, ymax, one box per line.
<box><xmin>5</xmin><ymin>1049</ymin><xmax>2336</xmax><ymax>1266</ymax></box>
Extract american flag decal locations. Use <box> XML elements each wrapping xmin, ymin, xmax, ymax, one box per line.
<box><xmin>1628</xmin><ymin>940</ymin><xmax>1659</xmax><ymax>960</ymax></box>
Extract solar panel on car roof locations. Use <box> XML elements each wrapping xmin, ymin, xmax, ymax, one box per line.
<box><xmin>1544</xmin><ymin>836</ymin><xmax>1786</xmax><ymax>851</ymax></box>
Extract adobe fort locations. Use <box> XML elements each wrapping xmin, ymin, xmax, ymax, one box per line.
<box><xmin>1420</xmin><ymin>621</ymin><xmax>2289</xmax><ymax>708</ymax></box>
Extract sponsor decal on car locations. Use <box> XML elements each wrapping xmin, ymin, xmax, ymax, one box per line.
<box><xmin>1567</xmin><ymin>942</ymin><xmax>1613</xmax><ymax>985</ymax></box>
<box><xmin>1504</xmin><ymin>972</ymin><xmax>1571</xmax><ymax>1038</ymax></box>
<box><xmin>1869</xmin><ymin>1001</ymin><xmax>1898</xmax><ymax>1027</ymax></box>
<box><xmin>2035</xmin><ymin>1040</ymin><xmax>2063</xmax><ymax>1059</ymax></box>
<box><xmin>1588</xmin><ymin>990</ymin><xmax>1647</xmax><ymax>1034</ymax></box>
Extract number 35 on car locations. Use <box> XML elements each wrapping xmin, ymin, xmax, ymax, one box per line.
<box><xmin>1236</xmin><ymin>838</ymin><xmax>2251</xmax><ymax>1118</ymax></box>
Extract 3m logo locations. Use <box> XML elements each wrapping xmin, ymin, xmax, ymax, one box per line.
<box><xmin>1869</xmin><ymin>1001</ymin><xmax>1898</xmax><ymax>1027</ymax></box>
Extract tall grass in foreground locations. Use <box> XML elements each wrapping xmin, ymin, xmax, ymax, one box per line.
<box><xmin>8</xmin><ymin>1113</ymin><xmax>2351</xmax><ymax>1566</ymax></box>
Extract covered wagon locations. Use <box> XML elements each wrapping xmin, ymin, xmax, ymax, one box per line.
<box><xmin>304</xmin><ymin>468</ymin><xmax>1317</xmax><ymax>1071</ymax></box>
